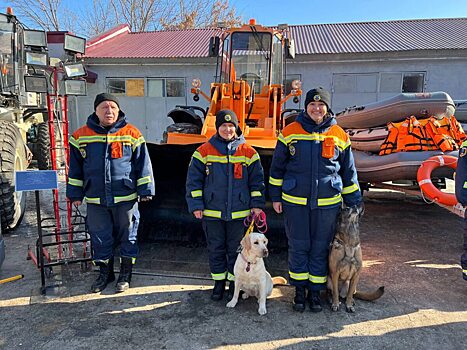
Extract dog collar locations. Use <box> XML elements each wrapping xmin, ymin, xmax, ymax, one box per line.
<box><xmin>240</xmin><ymin>253</ymin><xmax>256</xmax><ymax>272</ymax></box>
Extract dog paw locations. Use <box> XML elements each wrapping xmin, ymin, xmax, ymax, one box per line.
<box><xmin>258</xmin><ymin>306</ymin><xmax>267</xmax><ymax>315</ymax></box>
<box><xmin>226</xmin><ymin>300</ymin><xmax>237</xmax><ymax>308</ymax></box>
<box><xmin>345</xmin><ymin>304</ymin><xmax>356</xmax><ymax>313</ymax></box>
<box><xmin>331</xmin><ymin>304</ymin><xmax>340</xmax><ymax>312</ymax></box>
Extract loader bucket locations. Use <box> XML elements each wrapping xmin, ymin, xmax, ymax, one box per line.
<box><xmin>139</xmin><ymin>143</ymin><xmax>287</xmax><ymax>248</ymax></box>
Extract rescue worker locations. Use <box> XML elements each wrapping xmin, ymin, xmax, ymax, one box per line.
<box><xmin>66</xmin><ymin>93</ymin><xmax>155</xmax><ymax>293</ymax></box>
<box><xmin>186</xmin><ymin>109</ymin><xmax>265</xmax><ymax>301</ymax></box>
<box><xmin>269</xmin><ymin>87</ymin><xmax>362</xmax><ymax>312</ymax></box>
<box><xmin>454</xmin><ymin>140</ymin><xmax>467</xmax><ymax>281</ymax></box>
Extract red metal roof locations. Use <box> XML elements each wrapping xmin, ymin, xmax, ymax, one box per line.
<box><xmin>290</xmin><ymin>18</ymin><xmax>467</xmax><ymax>54</ymax></box>
<box><xmin>85</xmin><ymin>28</ymin><xmax>221</xmax><ymax>59</ymax></box>
<box><xmin>84</xmin><ymin>18</ymin><xmax>467</xmax><ymax>59</ymax></box>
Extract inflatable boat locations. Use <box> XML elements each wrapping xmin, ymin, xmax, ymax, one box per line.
<box><xmin>454</xmin><ymin>100</ymin><xmax>467</xmax><ymax>122</ymax></box>
<box><xmin>348</xmin><ymin>127</ymin><xmax>387</xmax><ymax>153</ymax></box>
<box><xmin>353</xmin><ymin>149</ymin><xmax>458</xmax><ymax>183</ymax></box>
<box><xmin>336</xmin><ymin>92</ymin><xmax>455</xmax><ymax>129</ymax></box>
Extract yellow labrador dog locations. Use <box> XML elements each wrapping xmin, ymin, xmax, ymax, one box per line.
<box><xmin>226</xmin><ymin>232</ymin><xmax>285</xmax><ymax>315</ymax></box>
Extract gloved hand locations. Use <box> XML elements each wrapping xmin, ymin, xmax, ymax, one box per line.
<box><xmin>351</xmin><ymin>202</ymin><xmax>364</xmax><ymax>217</ymax></box>
<box><xmin>139</xmin><ymin>196</ymin><xmax>153</xmax><ymax>202</ymax></box>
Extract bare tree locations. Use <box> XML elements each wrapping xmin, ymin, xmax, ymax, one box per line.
<box><xmin>160</xmin><ymin>0</ymin><xmax>242</xmax><ymax>30</ymax></box>
<box><xmin>8</xmin><ymin>0</ymin><xmax>63</xmax><ymax>31</ymax></box>
<box><xmin>78</xmin><ymin>0</ymin><xmax>117</xmax><ymax>37</ymax></box>
<box><xmin>6</xmin><ymin>0</ymin><xmax>243</xmax><ymax>36</ymax></box>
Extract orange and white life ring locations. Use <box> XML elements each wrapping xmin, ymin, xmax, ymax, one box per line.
<box><xmin>417</xmin><ymin>155</ymin><xmax>458</xmax><ymax>206</ymax></box>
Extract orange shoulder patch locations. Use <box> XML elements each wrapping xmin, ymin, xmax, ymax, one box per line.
<box><xmin>281</xmin><ymin>122</ymin><xmax>307</xmax><ymax>137</ymax></box>
<box><xmin>72</xmin><ymin>125</ymin><xmax>98</xmax><ymax>139</ymax></box>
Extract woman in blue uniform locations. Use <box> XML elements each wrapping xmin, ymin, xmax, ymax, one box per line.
<box><xmin>269</xmin><ymin>87</ymin><xmax>362</xmax><ymax>312</ymax></box>
<box><xmin>186</xmin><ymin>110</ymin><xmax>265</xmax><ymax>301</ymax></box>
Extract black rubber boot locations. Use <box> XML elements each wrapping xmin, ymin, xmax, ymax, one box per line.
<box><xmin>227</xmin><ymin>281</ymin><xmax>235</xmax><ymax>300</ymax></box>
<box><xmin>90</xmin><ymin>258</ymin><xmax>115</xmax><ymax>293</ymax></box>
<box><xmin>309</xmin><ymin>290</ymin><xmax>323</xmax><ymax>313</ymax></box>
<box><xmin>115</xmin><ymin>256</ymin><xmax>133</xmax><ymax>293</ymax></box>
<box><xmin>293</xmin><ymin>286</ymin><xmax>306</xmax><ymax>312</ymax></box>
<box><xmin>211</xmin><ymin>280</ymin><xmax>226</xmax><ymax>301</ymax></box>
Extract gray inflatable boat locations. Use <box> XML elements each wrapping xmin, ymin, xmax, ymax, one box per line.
<box><xmin>353</xmin><ymin>149</ymin><xmax>458</xmax><ymax>183</ymax></box>
<box><xmin>336</xmin><ymin>92</ymin><xmax>455</xmax><ymax>129</ymax></box>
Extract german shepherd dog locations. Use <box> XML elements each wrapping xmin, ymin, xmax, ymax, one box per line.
<box><xmin>327</xmin><ymin>205</ymin><xmax>384</xmax><ymax>312</ymax></box>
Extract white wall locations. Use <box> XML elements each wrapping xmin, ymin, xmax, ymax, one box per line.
<box><xmin>72</xmin><ymin>54</ymin><xmax>467</xmax><ymax>143</ymax></box>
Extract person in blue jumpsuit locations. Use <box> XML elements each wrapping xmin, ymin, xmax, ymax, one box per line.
<box><xmin>269</xmin><ymin>87</ymin><xmax>362</xmax><ymax>312</ymax></box>
<box><xmin>67</xmin><ymin>93</ymin><xmax>155</xmax><ymax>293</ymax></box>
<box><xmin>186</xmin><ymin>109</ymin><xmax>265</xmax><ymax>301</ymax></box>
<box><xmin>455</xmin><ymin>140</ymin><xmax>467</xmax><ymax>281</ymax></box>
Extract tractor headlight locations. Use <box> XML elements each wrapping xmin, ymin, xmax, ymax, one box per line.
<box><xmin>291</xmin><ymin>79</ymin><xmax>302</xmax><ymax>90</ymax></box>
<box><xmin>191</xmin><ymin>79</ymin><xmax>201</xmax><ymax>89</ymax></box>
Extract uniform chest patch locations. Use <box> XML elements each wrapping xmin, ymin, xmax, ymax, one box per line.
<box><xmin>289</xmin><ymin>144</ymin><xmax>296</xmax><ymax>156</ymax></box>
<box><xmin>80</xmin><ymin>148</ymin><xmax>86</xmax><ymax>158</ymax></box>
<box><xmin>460</xmin><ymin>147</ymin><xmax>467</xmax><ymax>157</ymax></box>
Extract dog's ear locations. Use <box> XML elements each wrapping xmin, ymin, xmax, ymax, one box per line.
<box><xmin>241</xmin><ymin>235</ymin><xmax>251</xmax><ymax>252</ymax></box>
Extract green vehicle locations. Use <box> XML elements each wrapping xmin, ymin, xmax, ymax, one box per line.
<box><xmin>0</xmin><ymin>8</ymin><xmax>50</xmax><ymax>230</ymax></box>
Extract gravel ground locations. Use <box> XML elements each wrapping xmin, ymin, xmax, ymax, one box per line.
<box><xmin>0</xmin><ymin>189</ymin><xmax>466</xmax><ymax>350</ymax></box>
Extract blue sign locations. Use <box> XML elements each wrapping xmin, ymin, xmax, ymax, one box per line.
<box><xmin>15</xmin><ymin>170</ymin><xmax>59</xmax><ymax>191</ymax></box>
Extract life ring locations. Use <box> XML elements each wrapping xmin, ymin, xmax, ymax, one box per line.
<box><xmin>417</xmin><ymin>155</ymin><xmax>458</xmax><ymax>206</ymax></box>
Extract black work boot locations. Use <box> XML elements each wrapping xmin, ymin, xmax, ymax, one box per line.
<box><xmin>227</xmin><ymin>281</ymin><xmax>235</xmax><ymax>300</ymax></box>
<box><xmin>90</xmin><ymin>258</ymin><xmax>116</xmax><ymax>293</ymax></box>
<box><xmin>309</xmin><ymin>290</ymin><xmax>323</xmax><ymax>313</ymax></box>
<box><xmin>293</xmin><ymin>286</ymin><xmax>306</xmax><ymax>312</ymax></box>
<box><xmin>115</xmin><ymin>256</ymin><xmax>133</xmax><ymax>293</ymax></box>
<box><xmin>211</xmin><ymin>280</ymin><xmax>226</xmax><ymax>301</ymax></box>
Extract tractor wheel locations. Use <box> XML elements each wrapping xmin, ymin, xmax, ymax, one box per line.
<box><xmin>0</xmin><ymin>121</ymin><xmax>27</xmax><ymax>230</ymax></box>
<box><xmin>36</xmin><ymin>122</ymin><xmax>51</xmax><ymax>170</ymax></box>
<box><xmin>163</xmin><ymin>123</ymin><xmax>201</xmax><ymax>142</ymax></box>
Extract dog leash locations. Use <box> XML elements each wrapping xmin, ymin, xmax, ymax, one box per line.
<box><xmin>243</xmin><ymin>211</ymin><xmax>268</xmax><ymax>235</ymax></box>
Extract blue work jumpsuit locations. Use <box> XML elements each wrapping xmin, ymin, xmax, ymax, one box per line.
<box><xmin>269</xmin><ymin>112</ymin><xmax>362</xmax><ymax>291</ymax></box>
<box><xmin>455</xmin><ymin>140</ymin><xmax>467</xmax><ymax>280</ymax></box>
<box><xmin>66</xmin><ymin>112</ymin><xmax>155</xmax><ymax>263</ymax></box>
<box><xmin>186</xmin><ymin>134</ymin><xmax>265</xmax><ymax>281</ymax></box>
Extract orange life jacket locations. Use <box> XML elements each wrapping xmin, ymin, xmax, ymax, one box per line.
<box><xmin>425</xmin><ymin>116</ymin><xmax>464</xmax><ymax>152</ymax></box>
<box><xmin>379</xmin><ymin>116</ymin><xmax>434</xmax><ymax>155</ymax></box>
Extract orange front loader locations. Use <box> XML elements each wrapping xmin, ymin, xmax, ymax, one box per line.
<box><xmin>164</xmin><ymin>19</ymin><xmax>302</xmax><ymax>150</ymax></box>
<box><xmin>145</xmin><ymin>20</ymin><xmax>301</xmax><ymax>243</ymax></box>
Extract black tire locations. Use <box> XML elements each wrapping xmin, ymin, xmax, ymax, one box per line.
<box><xmin>36</xmin><ymin>122</ymin><xmax>51</xmax><ymax>170</ymax></box>
<box><xmin>0</xmin><ymin>121</ymin><xmax>27</xmax><ymax>231</ymax></box>
<box><xmin>166</xmin><ymin>123</ymin><xmax>201</xmax><ymax>134</ymax></box>
<box><xmin>163</xmin><ymin>123</ymin><xmax>201</xmax><ymax>143</ymax></box>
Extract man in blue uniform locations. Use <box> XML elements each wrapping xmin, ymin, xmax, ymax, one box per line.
<box><xmin>455</xmin><ymin>140</ymin><xmax>467</xmax><ymax>281</ymax></box>
<box><xmin>67</xmin><ymin>93</ymin><xmax>155</xmax><ymax>293</ymax></box>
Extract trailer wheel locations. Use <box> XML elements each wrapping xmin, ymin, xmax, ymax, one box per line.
<box><xmin>36</xmin><ymin>122</ymin><xmax>51</xmax><ymax>170</ymax></box>
<box><xmin>0</xmin><ymin>121</ymin><xmax>27</xmax><ymax>230</ymax></box>
<box><xmin>163</xmin><ymin>123</ymin><xmax>201</xmax><ymax>142</ymax></box>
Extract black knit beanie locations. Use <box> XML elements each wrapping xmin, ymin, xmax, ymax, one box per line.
<box><xmin>304</xmin><ymin>87</ymin><xmax>331</xmax><ymax>111</ymax></box>
<box><xmin>215</xmin><ymin>109</ymin><xmax>239</xmax><ymax>130</ymax></box>
<box><xmin>94</xmin><ymin>93</ymin><xmax>120</xmax><ymax>110</ymax></box>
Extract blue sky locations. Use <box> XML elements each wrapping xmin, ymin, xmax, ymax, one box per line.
<box><xmin>232</xmin><ymin>0</ymin><xmax>467</xmax><ymax>25</ymax></box>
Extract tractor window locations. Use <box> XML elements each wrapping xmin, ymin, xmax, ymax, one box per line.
<box><xmin>271</xmin><ymin>34</ymin><xmax>283</xmax><ymax>86</ymax></box>
<box><xmin>220</xmin><ymin>35</ymin><xmax>231</xmax><ymax>84</ymax></box>
<box><xmin>230</xmin><ymin>32</ymin><xmax>271</xmax><ymax>93</ymax></box>
<box><xmin>0</xmin><ymin>22</ymin><xmax>15</xmax><ymax>94</ymax></box>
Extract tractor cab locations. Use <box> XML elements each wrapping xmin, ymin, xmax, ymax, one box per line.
<box><xmin>165</xmin><ymin>20</ymin><xmax>301</xmax><ymax>149</ymax></box>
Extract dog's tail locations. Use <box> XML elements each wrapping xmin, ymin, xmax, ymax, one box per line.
<box><xmin>354</xmin><ymin>286</ymin><xmax>385</xmax><ymax>301</ymax></box>
<box><xmin>272</xmin><ymin>276</ymin><xmax>288</xmax><ymax>286</ymax></box>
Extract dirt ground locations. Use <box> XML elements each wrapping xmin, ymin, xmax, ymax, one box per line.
<box><xmin>0</xmin><ymin>190</ymin><xmax>466</xmax><ymax>350</ymax></box>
